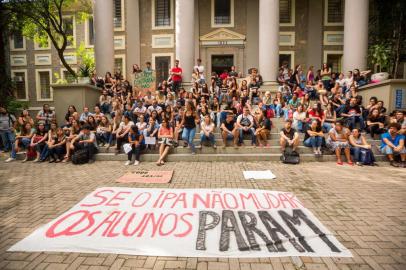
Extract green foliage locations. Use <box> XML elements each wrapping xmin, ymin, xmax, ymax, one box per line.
<box><xmin>3</xmin><ymin>0</ymin><xmax>93</xmax><ymax>78</ymax></box>
<box><xmin>76</xmin><ymin>42</ymin><xmax>95</xmax><ymax>77</ymax></box>
<box><xmin>54</xmin><ymin>72</ymin><xmax>68</xmax><ymax>84</ymax></box>
<box><xmin>368</xmin><ymin>43</ymin><xmax>392</xmax><ymax>72</ymax></box>
<box><xmin>3</xmin><ymin>96</ymin><xmax>29</xmax><ymax>115</ymax></box>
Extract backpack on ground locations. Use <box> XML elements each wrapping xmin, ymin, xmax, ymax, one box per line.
<box><xmin>359</xmin><ymin>148</ymin><xmax>373</xmax><ymax>165</ymax></box>
<box><xmin>280</xmin><ymin>148</ymin><xmax>300</xmax><ymax>164</ymax></box>
<box><xmin>72</xmin><ymin>149</ymin><xmax>89</xmax><ymax>164</ymax></box>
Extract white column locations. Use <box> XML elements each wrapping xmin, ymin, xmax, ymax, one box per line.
<box><xmin>126</xmin><ymin>0</ymin><xmax>140</xmax><ymax>79</ymax></box>
<box><xmin>259</xmin><ymin>0</ymin><xmax>279</xmax><ymax>82</ymax></box>
<box><xmin>93</xmin><ymin>0</ymin><xmax>114</xmax><ymax>76</ymax></box>
<box><xmin>343</xmin><ymin>0</ymin><xmax>369</xmax><ymax>72</ymax></box>
<box><xmin>175</xmin><ymin>0</ymin><xmax>194</xmax><ymax>83</ymax></box>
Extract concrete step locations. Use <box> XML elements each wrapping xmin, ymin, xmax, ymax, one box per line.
<box><xmin>95</xmin><ymin>153</ymin><xmax>387</xmax><ymax>162</ymax></box>
<box><xmin>98</xmin><ymin>144</ymin><xmax>383</xmax><ymax>155</ymax></box>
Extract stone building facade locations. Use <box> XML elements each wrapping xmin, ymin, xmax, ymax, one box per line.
<box><xmin>8</xmin><ymin>0</ymin><xmax>371</xmax><ymax>110</ymax></box>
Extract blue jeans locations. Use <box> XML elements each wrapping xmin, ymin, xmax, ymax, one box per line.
<box><xmin>351</xmin><ymin>147</ymin><xmax>375</xmax><ymax>163</ymax></box>
<box><xmin>219</xmin><ymin>111</ymin><xmax>228</xmax><ymax>125</ymax></box>
<box><xmin>238</xmin><ymin>127</ymin><xmax>256</xmax><ymax>144</ymax></box>
<box><xmin>273</xmin><ymin>104</ymin><xmax>282</xmax><ymax>117</ymax></box>
<box><xmin>335</xmin><ymin>105</ymin><xmax>346</xmax><ymax>117</ymax></box>
<box><xmin>282</xmin><ymin>108</ymin><xmax>292</xmax><ymax>120</ymax></box>
<box><xmin>127</xmin><ymin>144</ymin><xmax>144</xmax><ymax>161</ymax></box>
<box><xmin>49</xmin><ymin>145</ymin><xmax>66</xmax><ymax>160</ymax></box>
<box><xmin>304</xmin><ymin>136</ymin><xmax>323</xmax><ymax>148</ymax></box>
<box><xmin>322</xmin><ymin>122</ymin><xmax>333</xmax><ymax>133</ymax></box>
<box><xmin>0</xmin><ymin>130</ymin><xmax>15</xmax><ymax>151</ymax></box>
<box><xmin>201</xmin><ymin>133</ymin><xmax>216</xmax><ymax>145</ymax></box>
<box><xmin>182</xmin><ymin>127</ymin><xmax>196</xmax><ymax>152</ymax></box>
<box><xmin>97</xmin><ymin>132</ymin><xmax>111</xmax><ymax>144</ymax></box>
<box><xmin>11</xmin><ymin>137</ymin><xmax>31</xmax><ymax>158</ymax></box>
<box><xmin>346</xmin><ymin>116</ymin><xmax>365</xmax><ymax>130</ymax></box>
<box><xmin>40</xmin><ymin>144</ymin><xmax>49</xmax><ymax>161</ymax></box>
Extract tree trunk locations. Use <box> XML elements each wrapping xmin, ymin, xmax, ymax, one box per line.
<box><xmin>57</xmin><ymin>49</ymin><xmax>77</xmax><ymax>79</ymax></box>
<box><xmin>392</xmin><ymin>8</ymin><xmax>403</xmax><ymax>79</ymax></box>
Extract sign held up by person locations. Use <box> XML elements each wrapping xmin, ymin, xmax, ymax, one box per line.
<box><xmin>8</xmin><ymin>187</ymin><xmax>352</xmax><ymax>258</ymax></box>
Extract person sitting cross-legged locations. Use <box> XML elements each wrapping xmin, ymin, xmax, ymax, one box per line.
<box><xmin>220</xmin><ymin>112</ymin><xmax>239</xmax><ymax>149</ymax></box>
<box><xmin>236</xmin><ymin>106</ymin><xmax>256</xmax><ymax>146</ymax></box>
<box><xmin>70</xmin><ymin>125</ymin><xmax>98</xmax><ymax>163</ymax></box>
<box><xmin>303</xmin><ymin>119</ymin><xmax>324</xmax><ymax>157</ymax></box>
<box><xmin>380</xmin><ymin>122</ymin><xmax>405</xmax><ymax>167</ymax></box>
<box><xmin>279</xmin><ymin>119</ymin><xmax>299</xmax><ymax>152</ymax></box>
<box><xmin>326</xmin><ymin>121</ymin><xmax>353</xmax><ymax>166</ymax></box>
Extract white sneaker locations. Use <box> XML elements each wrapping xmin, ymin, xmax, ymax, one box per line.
<box><xmin>124</xmin><ymin>160</ymin><xmax>131</xmax><ymax>166</ymax></box>
<box><xmin>5</xmin><ymin>157</ymin><xmax>16</xmax><ymax>163</ymax></box>
<box><xmin>133</xmin><ymin>160</ymin><xmax>140</xmax><ymax>166</ymax></box>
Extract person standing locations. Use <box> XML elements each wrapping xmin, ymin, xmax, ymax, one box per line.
<box><xmin>0</xmin><ymin>106</ymin><xmax>16</xmax><ymax>153</ymax></box>
<box><xmin>193</xmin><ymin>58</ymin><xmax>205</xmax><ymax>84</ymax></box>
<box><xmin>170</xmin><ymin>60</ymin><xmax>183</xmax><ymax>94</ymax></box>
<box><xmin>181</xmin><ymin>101</ymin><xmax>199</xmax><ymax>155</ymax></box>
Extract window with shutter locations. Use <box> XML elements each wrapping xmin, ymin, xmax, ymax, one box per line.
<box><xmin>63</xmin><ymin>70</ymin><xmax>76</xmax><ymax>84</ymax></box>
<box><xmin>62</xmin><ymin>16</ymin><xmax>74</xmax><ymax>47</ymax></box>
<box><xmin>155</xmin><ymin>0</ymin><xmax>171</xmax><ymax>27</ymax></box>
<box><xmin>114</xmin><ymin>57</ymin><xmax>123</xmax><ymax>75</ymax></box>
<box><xmin>279</xmin><ymin>0</ymin><xmax>292</xmax><ymax>24</ymax></box>
<box><xmin>214</xmin><ymin>0</ymin><xmax>231</xmax><ymax>25</ymax></box>
<box><xmin>114</xmin><ymin>0</ymin><xmax>122</xmax><ymax>29</ymax></box>
<box><xmin>88</xmin><ymin>17</ymin><xmax>94</xmax><ymax>45</ymax></box>
<box><xmin>13</xmin><ymin>71</ymin><xmax>27</xmax><ymax>100</ymax></box>
<box><xmin>326</xmin><ymin>0</ymin><xmax>344</xmax><ymax>24</ymax></box>
<box><xmin>13</xmin><ymin>32</ymin><xmax>24</xmax><ymax>49</ymax></box>
<box><xmin>39</xmin><ymin>71</ymin><xmax>51</xmax><ymax>100</ymax></box>
<box><xmin>155</xmin><ymin>56</ymin><xmax>171</xmax><ymax>85</ymax></box>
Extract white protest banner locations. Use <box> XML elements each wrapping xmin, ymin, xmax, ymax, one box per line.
<box><xmin>243</xmin><ymin>170</ymin><xmax>276</xmax><ymax>180</ymax></box>
<box><xmin>8</xmin><ymin>188</ymin><xmax>352</xmax><ymax>258</ymax></box>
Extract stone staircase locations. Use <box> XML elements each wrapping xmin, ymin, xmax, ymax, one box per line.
<box><xmin>95</xmin><ymin>118</ymin><xmax>386</xmax><ymax>162</ymax></box>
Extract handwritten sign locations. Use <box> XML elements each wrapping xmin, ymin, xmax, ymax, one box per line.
<box><xmin>8</xmin><ymin>188</ymin><xmax>352</xmax><ymax>258</ymax></box>
<box><xmin>116</xmin><ymin>171</ymin><xmax>173</xmax><ymax>183</ymax></box>
<box><xmin>133</xmin><ymin>71</ymin><xmax>156</xmax><ymax>97</ymax></box>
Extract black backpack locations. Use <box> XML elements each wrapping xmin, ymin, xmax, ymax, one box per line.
<box><xmin>71</xmin><ymin>149</ymin><xmax>89</xmax><ymax>164</ymax></box>
<box><xmin>280</xmin><ymin>148</ymin><xmax>300</xmax><ymax>164</ymax></box>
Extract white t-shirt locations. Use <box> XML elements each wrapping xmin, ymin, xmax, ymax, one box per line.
<box><xmin>147</xmin><ymin>105</ymin><xmax>162</xmax><ymax>113</ymax></box>
<box><xmin>133</xmin><ymin>106</ymin><xmax>147</xmax><ymax>114</ymax></box>
<box><xmin>119</xmin><ymin>121</ymin><xmax>134</xmax><ymax>130</ymax></box>
<box><xmin>194</xmin><ymin>65</ymin><xmax>205</xmax><ymax>75</ymax></box>
<box><xmin>237</xmin><ymin>114</ymin><xmax>254</xmax><ymax>127</ymax></box>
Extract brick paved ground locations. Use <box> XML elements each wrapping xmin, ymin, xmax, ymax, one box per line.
<box><xmin>0</xmin><ymin>160</ymin><xmax>405</xmax><ymax>270</ymax></box>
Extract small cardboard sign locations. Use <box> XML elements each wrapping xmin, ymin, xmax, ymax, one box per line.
<box><xmin>116</xmin><ymin>170</ymin><xmax>173</xmax><ymax>183</ymax></box>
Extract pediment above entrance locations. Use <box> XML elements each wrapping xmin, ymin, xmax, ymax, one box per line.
<box><xmin>200</xmin><ymin>28</ymin><xmax>246</xmax><ymax>41</ymax></box>
<box><xmin>200</xmin><ymin>28</ymin><xmax>246</xmax><ymax>46</ymax></box>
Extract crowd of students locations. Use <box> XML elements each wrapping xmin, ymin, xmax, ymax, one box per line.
<box><xmin>0</xmin><ymin>59</ymin><xmax>405</xmax><ymax>167</ymax></box>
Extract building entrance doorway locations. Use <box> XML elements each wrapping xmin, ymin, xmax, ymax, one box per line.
<box><xmin>211</xmin><ymin>55</ymin><xmax>234</xmax><ymax>75</ymax></box>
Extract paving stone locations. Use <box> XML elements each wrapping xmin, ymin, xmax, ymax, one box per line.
<box><xmin>0</xmin><ymin>161</ymin><xmax>405</xmax><ymax>270</ymax></box>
